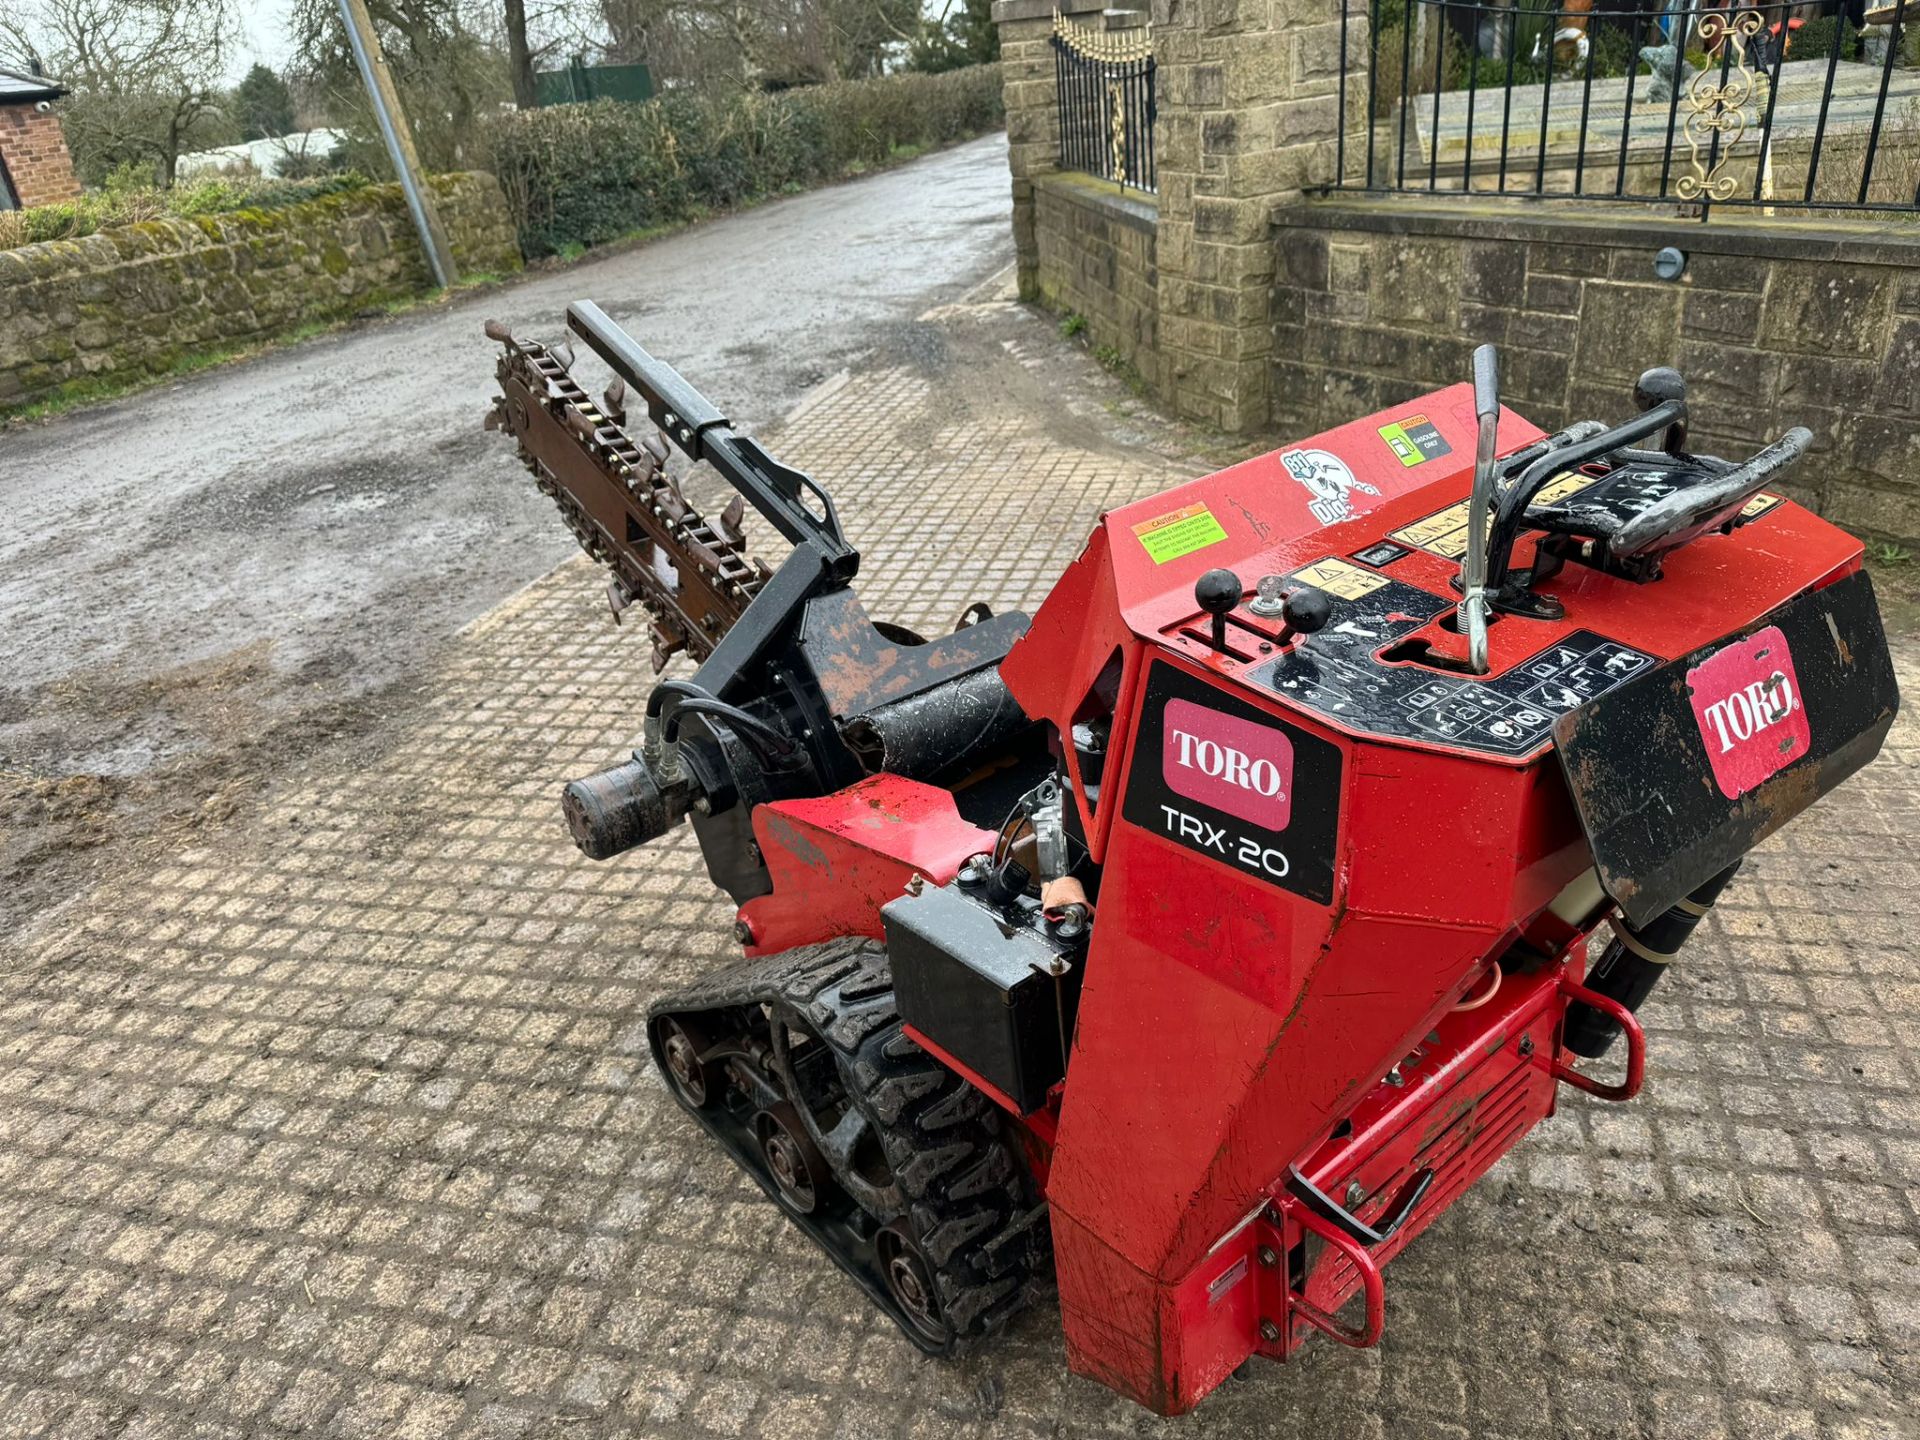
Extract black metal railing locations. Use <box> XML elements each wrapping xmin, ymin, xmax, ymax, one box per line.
<box><xmin>1330</xmin><ymin>0</ymin><xmax>1919</xmax><ymax>217</ymax></box>
<box><xmin>1052</xmin><ymin>14</ymin><xmax>1158</xmax><ymax>192</ymax></box>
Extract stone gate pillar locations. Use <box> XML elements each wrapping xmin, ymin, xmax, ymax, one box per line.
<box><xmin>1151</xmin><ymin>0</ymin><xmax>1354</xmax><ymax>432</ymax></box>
<box><xmin>992</xmin><ymin>0</ymin><xmax>1111</xmax><ymax>301</ymax></box>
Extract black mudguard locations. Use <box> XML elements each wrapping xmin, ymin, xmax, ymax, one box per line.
<box><xmin>1554</xmin><ymin>569</ymin><xmax>1899</xmax><ymax>928</ymax></box>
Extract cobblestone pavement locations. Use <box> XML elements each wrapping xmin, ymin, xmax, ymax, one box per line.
<box><xmin>2</xmin><ymin>291</ymin><xmax>1917</xmax><ymax>1440</ymax></box>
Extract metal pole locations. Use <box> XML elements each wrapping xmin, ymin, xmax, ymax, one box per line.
<box><xmin>336</xmin><ymin>0</ymin><xmax>457</xmax><ymax>288</ymax></box>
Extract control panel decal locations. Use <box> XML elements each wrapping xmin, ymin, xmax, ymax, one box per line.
<box><xmin>1254</xmin><ymin>611</ymin><xmax>1655</xmax><ymax>757</ymax></box>
<box><xmin>1123</xmin><ymin>662</ymin><xmax>1341</xmax><ymax>904</ymax></box>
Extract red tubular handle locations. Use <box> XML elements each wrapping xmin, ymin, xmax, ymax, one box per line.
<box><xmin>1287</xmin><ymin>1205</ymin><xmax>1386</xmax><ymax>1348</ymax></box>
<box><xmin>1552</xmin><ymin>975</ymin><xmax>1646</xmax><ymax>1102</ymax></box>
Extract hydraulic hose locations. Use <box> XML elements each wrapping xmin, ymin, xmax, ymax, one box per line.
<box><xmin>1562</xmin><ymin>860</ymin><xmax>1742</xmax><ymax>1058</ymax></box>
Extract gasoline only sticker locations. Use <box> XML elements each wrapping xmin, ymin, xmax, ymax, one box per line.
<box><xmin>1378</xmin><ymin>414</ymin><xmax>1453</xmax><ymax>467</ymax></box>
<box><xmin>1133</xmin><ymin>502</ymin><xmax>1227</xmax><ymax>564</ymax></box>
<box><xmin>1122</xmin><ymin>662</ymin><xmax>1342</xmax><ymax>903</ymax></box>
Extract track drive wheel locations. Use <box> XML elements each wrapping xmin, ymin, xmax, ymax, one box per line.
<box><xmin>755</xmin><ymin>1102</ymin><xmax>840</xmax><ymax>1216</ymax></box>
<box><xmin>654</xmin><ymin>1015</ymin><xmax>722</xmax><ymax>1109</ymax></box>
<box><xmin>877</xmin><ymin>1221</ymin><xmax>948</xmax><ymax>1345</ymax></box>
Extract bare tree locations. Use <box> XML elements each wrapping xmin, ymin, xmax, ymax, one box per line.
<box><xmin>504</xmin><ymin>0</ymin><xmax>538</xmax><ymax>107</ymax></box>
<box><xmin>0</xmin><ymin>0</ymin><xmax>237</xmax><ymax>186</ymax></box>
<box><xmin>289</xmin><ymin>0</ymin><xmax>509</xmax><ymax>169</ymax></box>
<box><xmin>596</xmin><ymin>0</ymin><xmax>916</xmax><ymax>89</ymax></box>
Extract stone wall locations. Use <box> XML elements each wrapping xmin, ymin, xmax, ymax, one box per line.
<box><xmin>0</xmin><ymin>171</ymin><xmax>521</xmax><ymax>408</ymax></box>
<box><xmin>1151</xmin><ymin>0</ymin><xmax>1358</xmax><ymax>431</ymax></box>
<box><xmin>0</xmin><ymin>103</ymin><xmax>82</xmax><ymax>208</ymax></box>
<box><xmin>994</xmin><ymin>0</ymin><xmax>1364</xmax><ymax>432</ymax></box>
<box><xmin>1272</xmin><ymin>199</ymin><xmax>1920</xmax><ymax>540</ymax></box>
<box><xmin>992</xmin><ymin>0</ymin><xmax>1110</xmax><ymax>303</ymax></box>
<box><xmin>1033</xmin><ymin>171</ymin><xmax>1159</xmax><ymax>379</ymax></box>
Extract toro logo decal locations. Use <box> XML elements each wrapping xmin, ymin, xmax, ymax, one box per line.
<box><xmin>1280</xmin><ymin>448</ymin><xmax>1380</xmax><ymax>526</ymax></box>
<box><xmin>1686</xmin><ymin>625</ymin><xmax>1810</xmax><ymax>799</ymax></box>
<box><xmin>1164</xmin><ymin>699</ymin><xmax>1293</xmax><ymax>832</ymax></box>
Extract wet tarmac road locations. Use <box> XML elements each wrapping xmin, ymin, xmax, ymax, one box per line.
<box><xmin>0</xmin><ymin>136</ymin><xmax>1014</xmax><ymax>779</ymax></box>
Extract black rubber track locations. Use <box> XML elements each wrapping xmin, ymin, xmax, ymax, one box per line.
<box><xmin>646</xmin><ymin>937</ymin><xmax>1050</xmax><ymax>1352</ymax></box>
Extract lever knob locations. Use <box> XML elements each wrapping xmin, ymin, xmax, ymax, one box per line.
<box><xmin>1632</xmin><ymin>366</ymin><xmax>1686</xmax><ymax>412</ymax></box>
<box><xmin>1278</xmin><ymin>588</ymin><xmax>1332</xmax><ymax>647</ymax></box>
<box><xmin>1282</xmin><ymin>588</ymin><xmax>1332</xmax><ymax>636</ymax></box>
<box><xmin>1194</xmin><ymin>568</ymin><xmax>1243</xmax><ymax>653</ymax></box>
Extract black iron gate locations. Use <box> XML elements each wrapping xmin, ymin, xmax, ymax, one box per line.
<box><xmin>1051</xmin><ymin>11</ymin><xmax>1158</xmax><ymax>192</ymax></box>
<box><xmin>1329</xmin><ymin>0</ymin><xmax>1919</xmax><ymax>219</ymax></box>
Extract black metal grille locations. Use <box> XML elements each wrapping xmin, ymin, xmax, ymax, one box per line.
<box><xmin>1051</xmin><ymin>30</ymin><xmax>1158</xmax><ymax>193</ymax></box>
<box><xmin>1329</xmin><ymin>0</ymin><xmax>1920</xmax><ymax>218</ymax></box>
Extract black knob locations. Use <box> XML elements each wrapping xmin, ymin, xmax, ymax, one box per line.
<box><xmin>1194</xmin><ymin>568</ymin><xmax>1243</xmax><ymax>653</ymax></box>
<box><xmin>1633</xmin><ymin>367</ymin><xmax>1689</xmax><ymax>454</ymax></box>
<box><xmin>1194</xmin><ymin>568</ymin><xmax>1242</xmax><ymax>617</ymax></box>
<box><xmin>1281</xmin><ymin>588</ymin><xmax>1332</xmax><ymax>640</ymax></box>
<box><xmin>1633</xmin><ymin>366</ymin><xmax>1686</xmax><ymax>412</ymax></box>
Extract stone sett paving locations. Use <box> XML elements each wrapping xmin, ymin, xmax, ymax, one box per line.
<box><xmin>2</xmin><ymin>300</ymin><xmax>1918</xmax><ymax>1440</ymax></box>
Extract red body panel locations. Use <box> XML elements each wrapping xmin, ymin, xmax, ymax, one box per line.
<box><xmin>991</xmin><ymin>385</ymin><xmax>1868</xmax><ymax>1412</ymax></box>
<box><xmin>739</xmin><ymin>775</ymin><xmax>996</xmax><ymax>954</ymax></box>
<box><xmin>743</xmin><ymin>385</ymin><xmax>1870</xmax><ymax>1414</ymax></box>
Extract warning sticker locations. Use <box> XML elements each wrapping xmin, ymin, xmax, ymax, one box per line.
<box><xmin>1390</xmin><ymin>500</ymin><xmax>1472</xmax><ymax>559</ymax></box>
<box><xmin>1378</xmin><ymin>414</ymin><xmax>1454</xmax><ymax>468</ymax></box>
<box><xmin>1740</xmin><ymin>491</ymin><xmax>1784</xmax><ymax>521</ymax></box>
<box><xmin>1389</xmin><ymin>471</ymin><xmax>1606</xmax><ymax>559</ymax></box>
<box><xmin>1134</xmin><ymin>502</ymin><xmax>1228</xmax><ymax>564</ymax></box>
<box><xmin>1292</xmin><ymin>557</ymin><xmax>1388</xmax><ymax>601</ymax></box>
<box><xmin>1534</xmin><ymin>470</ymin><xmax>1603</xmax><ymax>506</ymax></box>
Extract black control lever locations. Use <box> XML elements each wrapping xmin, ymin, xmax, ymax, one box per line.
<box><xmin>1275</xmin><ymin>588</ymin><xmax>1331</xmax><ymax>646</ymax></box>
<box><xmin>1195</xmin><ymin>568</ymin><xmax>1243</xmax><ymax>653</ymax></box>
<box><xmin>1483</xmin><ymin>367</ymin><xmax>1689</xmax><ymax>602</ymax></box>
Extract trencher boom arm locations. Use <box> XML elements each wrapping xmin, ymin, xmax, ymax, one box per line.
<box><xmin>565</xmin><ymin>301</ymin><xmax>859</xmax><ymax>586</ymax></box>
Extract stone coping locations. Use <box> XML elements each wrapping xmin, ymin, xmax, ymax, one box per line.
<box><xmin>1034</xmin><ymin>167</ymin><xmax>1159</xmax><ymax>234</ymax></box>
<box><xmin>1277</xmin><ymin>194</ymin><xmax>1920</xmax><ymax>268</ymax></box>
<box><xmin>992</xmin><ymin>0</ymin><xmax>1106</xmax><ymax>23</ymax></box>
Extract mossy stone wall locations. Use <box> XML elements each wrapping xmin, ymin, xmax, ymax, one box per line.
<box><xmin>0</xmin><ymin>172</ymin><xmax>522</xmax><ymax>407</ymax></box>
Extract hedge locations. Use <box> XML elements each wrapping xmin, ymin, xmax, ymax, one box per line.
<box><xmin>485</xmin><ymin>64</ymin><xmax>1004</xmax><ymax>258</ymax></box>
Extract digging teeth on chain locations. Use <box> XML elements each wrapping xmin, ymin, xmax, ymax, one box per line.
<box><xmin>644</xmin><ymin>938</ymin><xmax>1050</xmax><ymax>1354</ymax></box>
<box><xmin>490</xmin><ymin>333</ymin><xmax>772</xmax><ymax>665</ymax></box>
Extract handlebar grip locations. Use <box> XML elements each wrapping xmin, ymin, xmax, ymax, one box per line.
<box><xmin>1472</xmin><ymin>344</ymin><xmax>1500</xmax><ymax>422</ymax></box>
<box><xmin>1611</xmin><ymin>426</ymin><xmax>1813</xmax><ymax>559</ymax></box>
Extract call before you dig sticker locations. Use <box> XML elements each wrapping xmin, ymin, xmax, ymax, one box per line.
<box><xmin>1133</xmin><ymin>502</ymin><xmax>1227</xmax><ymax>564</ymax></box>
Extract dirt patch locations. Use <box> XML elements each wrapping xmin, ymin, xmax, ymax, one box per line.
<box><xmin>0</xmin><ymin>644</ymin><xmax>402</xmax><ymax>943</ymax></box>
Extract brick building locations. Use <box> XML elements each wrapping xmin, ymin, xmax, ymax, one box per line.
<box><xmin>0</xmin><ymin>64</ymin><xmax>82</xmax><ymax>210</ymax></box>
